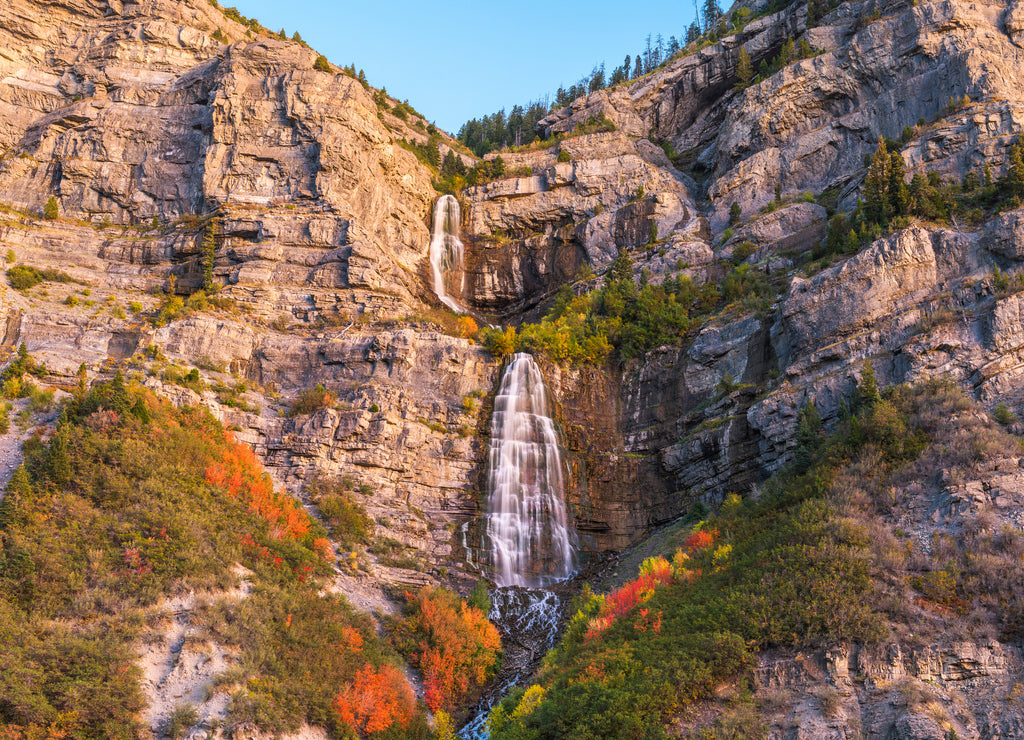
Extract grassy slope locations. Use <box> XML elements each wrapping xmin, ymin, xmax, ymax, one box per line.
<box><xmin>0</xmin><ymin>376</ymin><xmax>435</xmax><ymax>739</ymax></box>
<box><xmin>489</xmin><ymin>379</ymin><xmax>1024</xmax><ymax>739</ymax></box>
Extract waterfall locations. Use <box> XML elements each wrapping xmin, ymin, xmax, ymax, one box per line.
<box><xmin>428</xmin><ymin>194</ymin><xmax>464</xmax><ymax>312</ymax></box>
<box><xmin>484</xmin><ymin>353</ymin><xmax>575</xmax><ymax>588</ymax></box>
<box><xmin>460</xmin><ymin>353</ymin><xmax>577</xmax><ymax>738</ymax></box>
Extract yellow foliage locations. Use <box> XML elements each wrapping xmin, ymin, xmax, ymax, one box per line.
<box><xmin>514</xmin><ymin>685</ymin><xmax>547</xmax><ymax>719</ymax></box>
<box><xmin>455</xmin><ymin>316</ymin><xmax>478</xmax><ymax>338</ymax></box>
<box><xmin>712</xmin><ymin>544</ymin><xmax>733</xmax><ymax>566</ymax></box>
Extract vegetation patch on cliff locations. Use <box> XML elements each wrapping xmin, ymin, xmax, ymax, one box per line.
<box><xmin>482</xmin><ymin>248</ymin><xmax>770</xmax><ymax>365</ymax></box>
<box><xmin>487</xmin><ymin>376</ymin><xmax>1020</xmax><ymax>739</ymax></box>
<box><xmin>0</xmin><ymin>375</ymin><xmax>450</xmax><ymax>739</ymax></box>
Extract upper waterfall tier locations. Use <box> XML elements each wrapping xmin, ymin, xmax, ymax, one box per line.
<box><xmin>428</xmin><ymin>194</ymin><xmax>465</xmax><ymax>313</ymax></box>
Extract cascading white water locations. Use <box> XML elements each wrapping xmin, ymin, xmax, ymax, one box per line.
<box><xmin>460</xmin><ymin>353</ymin><xmax>576</xmax><ymax>738</ymax></box>
<box><xmin>428</xmin><ymin>194</ymin><xmax>465</xmax><ymax>312</ymax></box>
<box><xmin>484</xmin><ymin>353</ymin><xmax>575</xmax><ymax>588</ymax></box>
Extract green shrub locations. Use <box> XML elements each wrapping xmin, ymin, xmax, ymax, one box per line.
<box><xmin>287</xmin><ymin>384</ymin><xmax>336</xmax><ymax>416</ymax></box>
<box><xmin>7</xmin><ymin>265</ymin><xmax>75</xmax><ymax>291</ymax></box>
<box><xmin>487</xmin><ymin>383</ymin><xmax>976</xmax><ymax>740</ymax></box>
<box><xmin>167</xmin><ymin>703</ymin><xmax>199</xmax><ymax>738</ymax></box>
<box><xmin>307</xmin><ymin>474</ymin><xmax>371</xmax><ymax>549</ymax></box>
<box><xmin>557</xmin><ymin>149</ymin><xmax>571</xmax><ymax>163</ymax></box>
<box><xmin>207</xmin><ymin>583</ymin><xmax>415</xmax><ymax>735</ymax></box>
<box><xmin>730</xmin><ymin>240</ymin><xmax>757</xmax><ymax>265</ymax></box>
<box><xmin>313</xmin><ymin>54</ymin><xmax>332</xmax><ymax>72</ymax></box>
<box><xmin>468</xmin><ymin>579</ymin><xmax>491</xmax><ymax>614</ymax></box>
<box><xmin>994</xmin><ymin>402</ymin><xmax>1018</xmax><ymax>426</ymax></box>
<box><xmin>0</xmin><ymin>379</ymin><xmax>352</xmax><ymax>738</ymax></box>
<box><xmin>43</xmin><ymin>196</ymin><xmax>58</xmax><ymax>220</ymax></box>
<box><xmin>487</xmin><ymin>248</ymin><xmax>735</xmax><ymax>365</ymax></box>
<box><xmin>153</xmin><ymin>294</ymin><xmax>184</xmax><ymax>326</ymax></box>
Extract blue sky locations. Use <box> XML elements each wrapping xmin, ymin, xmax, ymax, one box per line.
<box><xmin>229</xmin><ymin>0</ymin><xmax>697</xmax><ymax>133</ymax></box>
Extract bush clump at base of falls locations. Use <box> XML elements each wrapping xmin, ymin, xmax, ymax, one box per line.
<box><xmin>389</xmin><ymin>586</ymin><xmax>502</xmax><ymax>714</ymax></box>
<box><xmin>486</xmin><ymin>377</ymin><xmax>1024</xmax><ymax>739</ymax></box>
<box><xmin>0</xmin><ymin>374</ymin><xmax>474</xmax><ymax>740</ymax></box>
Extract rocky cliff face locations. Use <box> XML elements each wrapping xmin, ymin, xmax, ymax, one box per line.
<box><xmin>0</xmin><ymin>0</ymin><xmax>502</xmax><ymax>597</ymax></box>
<box><xmin>3</xmin><ymin>0</ymin><xmax>1024</xmax><ymax>573</ymax></box>
<box><xmin>6</xmin><ymin>0</ymin><xmax>1024</xmax><ymax>733</ymax></box>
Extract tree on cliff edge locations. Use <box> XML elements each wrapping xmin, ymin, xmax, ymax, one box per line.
<box><xmin>736</xmin><ymin>47</ymin><xmax>753</xmax><ymax>87</ymax></box>
<box><xmin>863</xmin><ymin>137</ymin><xmax>892</xmax><ymax>225</ymax></box>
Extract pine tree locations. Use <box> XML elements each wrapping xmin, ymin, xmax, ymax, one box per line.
<box><xmin>202</xmin><ymin>219</ymin><xmax>217</xmax><ymax>291</ymax></box>
<box><xmin>43</xmin><ymin>196</ymin><xmax>58</xmax><ymax>220</ymax></box>
<box><xmin>110</xmin><ymin>369</ymin><xmax>130</xmax><ymax>417</ymax></box>
<box><xmin>611</xmin><ymin>248</ymin><xmax>634</xmax><ymax>285</ymax></box>
<box><xmin>846</xmin><ymin>228</ymin><xmax>859</xmax><ymax>252</ymax></box>
<box><xmin>888</xmin><ymin>151</ymin><xmax>909</xmax><ymax>216</ymax></box>
<box><xmin>793</xmin><ymin>401</ymin><xmax>822</xmax><ymax>473</ymax></box>
<box><xmin>799</xmin><ymin>38</ymin><xmax>812</xmax><ymax>58</ymax></box>
<box><xmin>76</xmin><ymin>362</ymin><xmax>87</xmax><ymax>397</ymax></box>
<box><xmin>1008</xmin><ymin>137</ymin><xmax>1024</xmax><ymax>198</ymax></box>
<box><xmin>702</xmin><ymin>0</ymin><xmax>721</xmax><ymax>32</ymax></box>
<box><xmin>735</xmin><ymin>47</ymin><xmax>753</xmax><ymax>87</ymax></box>
<box><xmin>426</xmin><ymin>140</ymin><xmax>441</xmax><ymax>170</ymax></box>
<box><xmin>779</xmin><ymin>38</ymin><xmax>796</xmax><ymax>67</ymax></box>
<box><xmin>858</xmin><ymin>362</ymin><xmax>881</xmax><ymax>408</ymax></box>
<box><xmin>729</xmin><ymin>201</ymin><xmax>742</xmax><ymax>225</ymax></box>
<box><xmin>863</xmin><ymin>137</ymin><xmax>892</xmax><ymax>225</ymax></box>
<box><xmin>48</xmin><ymin>424</ymin><xmax>71</xmax><ymax>484</ymax></box>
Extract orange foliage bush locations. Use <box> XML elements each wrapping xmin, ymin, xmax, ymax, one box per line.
<box><xmin>205</xmin><ymin>433</ymin><xmax>311</xmax><ymax>540</ymax></box>
<box><xmin>334</xmin><ymin>663</ymin><xmax>415</xmax><ymax>736</ymax></box>
<box><xmin>455</xmin><ymin>316</ymin><xmax>479</xmax><ymax>338</ymax></box>
<box><xmin>684</xmin><ymin>527</ymin><xmax>718</xmax><ymax>553</ymax></box>
<box><xmin>392</xmin><ymin>587</ymin><xmax>501</xmax><ymax>712</ymax></box>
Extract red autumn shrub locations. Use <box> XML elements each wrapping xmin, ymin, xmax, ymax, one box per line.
<box><xmin>586</xmin><ymin>557</ymin><xmax>675</xmax><ymax>641</ymax></box>
<box><xmin>334</xmin><ymin>663</ymin><xmax>416</xmax><ymax>736</ymax></box>
<box><xmin>391</xmin><ymin>587</ymin><xmax>501</xmax><ymax>712</ymax></box>
<box><xmin>205</xmin><ymin>433</ymin><xmax>311</xmax><ymax>540</ymax></box>
<box><xmin>684</xmin><ymin>527</ymin><xmax>718</xmax><ymax>553</ymax></box>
